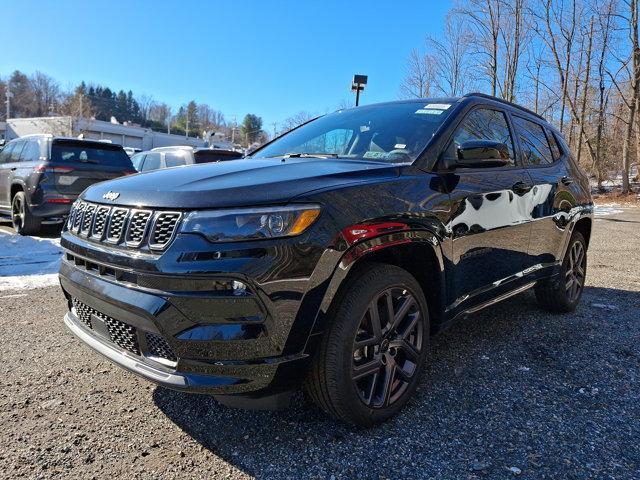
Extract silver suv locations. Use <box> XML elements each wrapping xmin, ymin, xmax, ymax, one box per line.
<box><xmin>131</xmin><ymin>146</ymin><xmax>243</xmax><ymax>172</ymax></box>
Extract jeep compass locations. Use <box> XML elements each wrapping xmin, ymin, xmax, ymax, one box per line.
<box><xmin>59</xmin><ymin>94</ymin><xmax>592</xmax><ymax>426</ymax></box>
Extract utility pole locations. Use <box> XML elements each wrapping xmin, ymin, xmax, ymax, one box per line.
<box><xmin>272</xmin><ymin>122</ymin><xmax>277</xmax><ymax>139</ymax></box>
<box><xmin>79</xmin><ymin>93</ymin><xmax>83</xmax><ymax>118</ymax></box>
<box><xmin>186</xmin><ymin>116</ymin><xmax>189</xmax><ymax>139</ymax></box>
<box><xmin>5</xmin><ymin>82</ymin><xmax>11</xmax><ymax>120</ymax></box>
<box><xmin>231</xmin><ymin>115</ymin><xmax>237</xmax><ymax>143</ymax></box>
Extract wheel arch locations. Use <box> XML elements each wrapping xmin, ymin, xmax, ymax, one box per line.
<box><xmin>307</xmin><ymin>230</ymin><xmax>447</xmax><ymax>343</ymax></box>
<box><xmin>573</xmin><ymin>216</ymin><xmax>592</xmax><ymax>248</ymax></box>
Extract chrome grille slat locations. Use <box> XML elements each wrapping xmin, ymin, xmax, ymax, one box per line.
<box><xmin>91</xmin><ymin>206</ymin><xmax>111</xmax><ymax>239</ymax></box>
<box><xmin>125</xmin><ymin>210</ymin><xmax>152</xmax><ymax>247</ymax></box>
<box><xmin>149</xmin><ymin>212</ymin><xmax>181</xmax><ymax>250</ymax></box>
<box><xmin>80</xmin><ymin>204</ymin><xmax>96</xmax><ymax>237</ymax></box>
<box><xmin>106</xmin><ymin>208</ymin><xmax>129</xmax><ymax>243</ymax></box>
<box><xmin>68</xmin><ymin>201</ymin><xmax>181</xmax><ymax>251</ymax></box>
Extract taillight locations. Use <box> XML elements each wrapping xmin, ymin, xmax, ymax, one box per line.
<box><xmin>34</xmin><ymin>164</ymin><xmax>75</xmax><ymax>174</ymax></box>
<box><xmin>46</xmin><ymin>198</ymin><xmax>72</xmax><ymax>204</ymax></box>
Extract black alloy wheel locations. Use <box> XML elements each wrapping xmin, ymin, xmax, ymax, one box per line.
<box><xmin>351</xmin><ymin>287</ymin><xmax>424</xmax><ymax>409</ymax></box>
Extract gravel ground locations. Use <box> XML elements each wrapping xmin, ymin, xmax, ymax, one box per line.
<box><xmin>0</xmin><ymin>208</ymin><xmax>639</xmax><ymax>480</ymax></box>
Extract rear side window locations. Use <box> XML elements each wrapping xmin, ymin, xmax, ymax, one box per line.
<box><xmin>141</xmin><ymin>152</ymin><xmax>161</xmax><ymax>171</ymax></box>
<box><xmin>9</xmin><ymin>141</ymin><xmax>25</xmax><ymax>162</ymax></box>
<box><xmin>450</xmin><ymin>108</ymin><xmax>515</xmax><ymax>166</ymax></box>
<box><xmin>194</xmin><ymin>150</ymin><xmax>243</xmax><ymax>164</ymax></box>
<box><xmin>513</xmin><ymin>116</ymin><xmax>554</xmax><ymax>166</ymax></box>
<box><xmin>164</xmin><ymin>152</ymin><xmax>188</xmax><ymax>168</ymax></box>
<box><xmin>50</xmin><ymin>141</ymin><xmax>133</xmax><ymax>169</ymax></box>
<box><xmin>20</xmin><ymin>140</ymin><xmax>41</xmax><ymax>162</ymax></box>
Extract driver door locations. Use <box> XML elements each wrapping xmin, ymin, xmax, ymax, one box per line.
<box><xmin>441</xmin><ymin>106</ymin><xmax>535</xmax><ymax>313</ymax></box>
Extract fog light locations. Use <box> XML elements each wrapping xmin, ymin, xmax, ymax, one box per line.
<box><xmin>232</xmin><ymin>280</ymin><xmax>247</xmax><ymax>295</ymax></box>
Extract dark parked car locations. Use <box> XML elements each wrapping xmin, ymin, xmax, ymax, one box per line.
<box><xmin>59</xmin><ymin>94</ymin><xmax>593</xmax><ymax>426</ymax></box>
<box><xmin>130</xmin><ymin>146</ymin><xmax>243</xmax><ymax>172</ymax></box>
<box><xmin>0</xmin><ymin>135</ymin><xmax>135</xmax><ymax>235</ymax></box>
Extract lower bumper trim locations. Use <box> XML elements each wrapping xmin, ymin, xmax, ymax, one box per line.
<box><xmin>64</xmin><ymin>312</ymin><xmax>187</xmax><ymax>387</ymax></box>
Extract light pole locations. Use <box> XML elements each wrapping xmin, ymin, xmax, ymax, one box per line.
<box><xmin>5</xmin><ymin>82</ymin><xmax>12</xmax><ymax>120</ymax></box>
<box><xmin>351</xmin><ymin>74</ymin><xmax>368</xmax><ymax>106</ymax></box>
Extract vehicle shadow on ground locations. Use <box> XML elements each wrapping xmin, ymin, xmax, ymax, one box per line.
<box><xmin>0</xmin><ymin>222</ymin><xmax>62</xmax><ymax>238</ymax></box>
<box><xmin>153</xmin><ymin>286</ymin><xmax>640</xmax><ymax>479</ymax></box>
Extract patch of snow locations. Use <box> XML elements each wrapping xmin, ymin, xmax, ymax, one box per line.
<box><xmin>594</xmin><ymin>203</ymin><xmax>624</xmax><ymax>216</ymax></box>
<box><xmin>0</xmin><ymin>230</ymin><xmax>62</xmax><ymax>291</ymax></box>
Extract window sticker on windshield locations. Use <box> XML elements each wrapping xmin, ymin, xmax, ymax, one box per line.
<box><xmin>415</xmin><ymin>109</ymin><xmax>444</xmax><ymax>115</ymax></box>
<box><xmin>394</xmin><ymin>144</ymin><xmax>407</xmax><ymax>149</ymax></box>
<box><xmin>363</xmin><ymin>151</ymin><xmax>387</xmax><ymax>159</ymax></box>
<box><xmin>424</xmin><ymin>103</ymin><xmax>450</xmax><ymax>110</ymax></box>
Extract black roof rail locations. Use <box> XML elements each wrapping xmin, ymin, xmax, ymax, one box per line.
<box><xmin>462</xmin><ymin>92</ymin><xmax>546</xmax><ymax>121</ymax></box>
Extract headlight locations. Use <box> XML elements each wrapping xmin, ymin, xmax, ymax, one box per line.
<box><xmin>181</xmin><ymin>204</ymin><xmax>321</xmax><ymax>242</ymax></box>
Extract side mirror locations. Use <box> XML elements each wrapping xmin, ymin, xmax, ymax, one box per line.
<box><xmin>456</xmin><ymin>140</ymin><xmax>510</xmax><ymax>168</ymax></box>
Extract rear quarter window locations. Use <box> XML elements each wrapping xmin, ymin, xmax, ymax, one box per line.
<box><xmin>512</xmin><ymin>116</ymin><xmax>554</xmax><ymax>166</ymax></box>
<box><xmin>50</xmin><ymin>141</ymin><xmax>133</xmax><ymax>169</ymax></box>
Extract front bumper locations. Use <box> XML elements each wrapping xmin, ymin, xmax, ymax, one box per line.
<box><xmin>59</xmin><ymin>254</ymin><xmax>313</xmax><ymax>396</ymax></box>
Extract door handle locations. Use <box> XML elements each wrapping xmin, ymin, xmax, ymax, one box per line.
<box><xmin>512</xmin><ymin>181</ymin><xmax>532</xmax><ymax>195</ymax></box>
<box><xmin>560</xmin><ymin>176</ymin><xmax>573</xmax><ymax>186</ymax></box>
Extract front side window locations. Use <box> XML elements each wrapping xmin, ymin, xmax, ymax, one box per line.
<box><xmin>0</xmin><ymin>142</ymin><xmax>16</xmax><ymax>164</ymax></box>
<box><xmin>252</xmin><ymin>101</ymin><xmax>454</xmax><ymax>164</ymax></box>
<box><xmin>513</xmin><ymin>116</ymin><xmax>554</xmax><ymax>166</ymax></box>
<box><xmin>449</xmin><ymin>108</ymin><xmax>515</xmax><ymax>166</ymax></box>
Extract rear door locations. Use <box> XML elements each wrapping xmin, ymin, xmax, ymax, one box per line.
<box><xmin>511</xmin><ymin>115</ymin><xmax>575</xmax><ymax>266</ymax></box>
<box><xmin>441</xmin><ymin>106</ymin><xmax>534</xmax><ymax>311</ymax></box>
<box><xmin>49</xmin><ymin>140</ymin><xmax>134</xmax><ymax>195</ymax></box>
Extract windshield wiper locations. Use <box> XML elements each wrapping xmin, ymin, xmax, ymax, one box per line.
<box><xmin>262</xmin><ymin>152</ymin><xmax>340</xmax><ymax>159</ymax></box>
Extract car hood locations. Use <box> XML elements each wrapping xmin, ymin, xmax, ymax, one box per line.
<box><xmin>81</xmin><ymin>157</ymin><xmax>401</xmax><ymax>209</ymax></box>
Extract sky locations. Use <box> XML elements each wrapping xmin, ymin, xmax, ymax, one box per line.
<box><xmin>0</xmin><ymin>0</ymin><xmax>451</xmax><ymax>131</ymax></box>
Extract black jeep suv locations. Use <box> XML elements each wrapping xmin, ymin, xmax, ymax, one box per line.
<box><xmin>59</xmin><ymin>94</ymin><xmax>592</xmax><ymax>426</ymax></box>
<box><xmin>0</xmin><ymin>135</ymin><xmax>134</xmax><ymax>235</ymax></box>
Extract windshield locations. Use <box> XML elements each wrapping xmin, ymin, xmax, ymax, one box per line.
<box><xmin>253</xmin><ymin>101</ymin><xmax>454</xmax><ymax>163</ymax></box>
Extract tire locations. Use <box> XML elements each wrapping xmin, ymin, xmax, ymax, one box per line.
<box><xmin>11</xmin><ymin>191</ymin><xmax>41</xmax><ymax>236</ymax></box>
<box><xmin>305</xmin><ymin>264</ymin><xmax>430</xmax><ymax>427</ymax></box>
<box><xmin>535</xmin><ymin>231</ymin><xmax>587</xmax><ymax>313</ymax></box>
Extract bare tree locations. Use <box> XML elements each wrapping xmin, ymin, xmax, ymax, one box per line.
<box><xmin>399</xmin><ymin>48</ymin><xmax>437</xmax><ymax>98</ymax></box>
<box><xmin>281</xmin><ymin>111</ymin><xmax>314</xmax><ymax>132</ymax></box>
<box><xmin>427</xmin><ymin>13</ymin><xmax>473</xmax><ymax>96</ymax></box>
<box><xmin>137</xmin><ymin>94</ymin><xmax>154</xmax><ymax>121</ymax></box>
<box><xmin>149</xmin><ymin>103</ymin><xmax>172</xmax><ymax>132</ymax></box>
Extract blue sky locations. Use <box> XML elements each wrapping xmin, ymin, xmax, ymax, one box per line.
<box><xmin>0</xmin><ymin>0</ymin><xmax>451</xmax><ymax>129</ymax></box>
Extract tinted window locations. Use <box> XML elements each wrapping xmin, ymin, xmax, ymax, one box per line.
<box><xmin>513</xmin><ymin>116</ymin><xmax>554</xmax><ymax>166</ymax></box>
<box><xmin>131</xmin><ymin>153</ymin><xmax>145</xmax><ymax>171</ymax></box>
<box><xmin>9</xmin><ymin>141</ymin><xmax>25</xmax><ymax>162</ymax></box>
<box><xmin>194</xmin><ymin>150</ymin><xmax>243</xmax><ymax>164</ymax></box>
<box><xmin>141</xmin><ymin>152</ymin><xmax>161</xmax><ymax>171</ymax></box>
<box><xmin>164</xmin><ymin>152</ymin><xmax>188</xmax><ymax>168</ymax></box>
<box><xmin>450</xmin><ymin>108</ymin><xmax>515</xmax><ymax>165</ymax></box>
<box><xmin>547</xmin><ymin>130</ymin><xmax>563</xmax><ymax>161</ymax></box>
<box><xmin>0</xmin><ymin>142</ymin><xmax>15</xmax><ymax>164</ymax></box>
<box><xmin>20</xmin><ymin>140</ymin><xmax>41</xmax><ymax>162</ymax></box>
<box><xmin>50</xmin><ymin>141</ymin><xmax>133</xmax><ymax>168</ymax></box>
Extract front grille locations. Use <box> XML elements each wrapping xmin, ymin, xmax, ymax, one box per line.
<box><xmin>106</xmin><ymin>208</ymin><xmax>129</xmax><ymax>243</ymax></box>
<box><xmin>80</xmin><ymin>204</ymin><xmax>96</xmax><ymax>236</ymax></box>
<box><xmin>150</xmin><ymin>212</ymin><xmax>181</xmax><ymax>249</ymax></box>
<box><xmin>70</xmin><ymin>297</ymin><xmax>177</xmax><ymax>363</ymax></box>
<box><xmin>104</xmin><ymin>316</ymin><xmax>140</xmax><ymax>355</ymax></box>
<box><xmin>68</xmin><ymin>201</ymin><xmax>181</xmax><ymax>251</ymax></box>
<box><xmin>125</xmin><ymin>210</ymin><xmax>152</xmax><ymax>246</ymax></box>
<box><xmin>146</xmin><ymin>332</ymin><xmax>177</xmax><ymax>362</ymax></box>
<box><xmin>91</xmin><ymin>206</ymin><xmax>111</xmax><ymax>239</ymax></box>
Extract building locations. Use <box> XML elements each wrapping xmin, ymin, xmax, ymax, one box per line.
<box><xmin>4</xmin><ymin>116</ymin><xmax>207</xmax><ymax>150</ymax></box>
